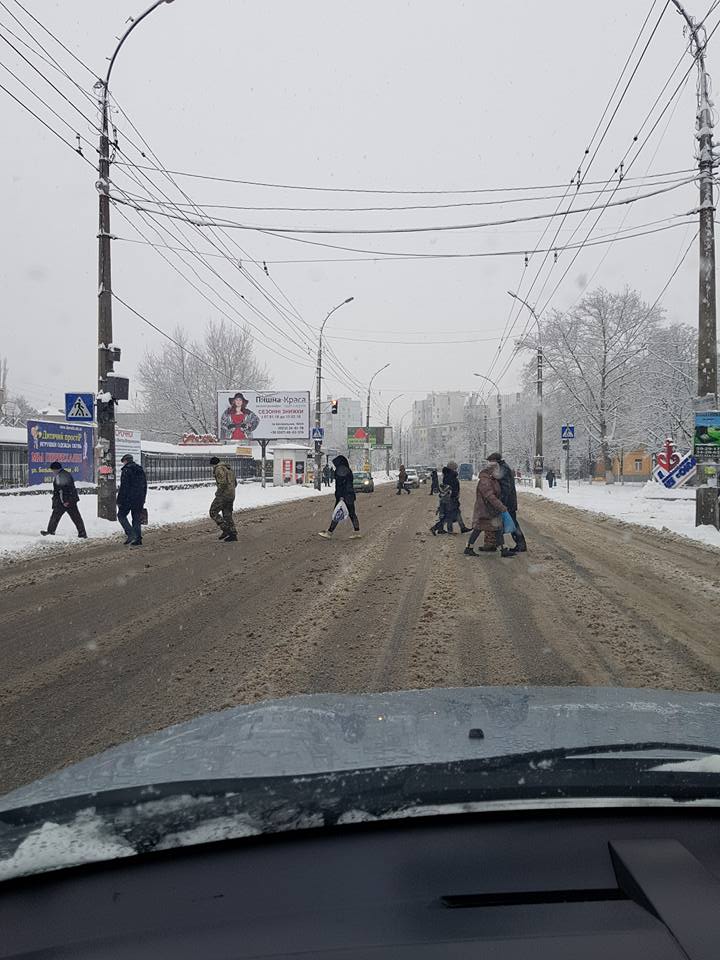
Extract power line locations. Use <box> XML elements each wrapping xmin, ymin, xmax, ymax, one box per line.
<box><xmin>113</xmin><ymin>172</ymin><xmax>695</xmax><ymax>214</ymax></box>
<box><xmin>0</xmin><ymin>77</ymin><xmax>94</xmax><ymax>166</ymax></box>
<box><xmin>111</xmin><ymin>216</ymin><xmax>692</xmax><ymax>262</ymax></box>
<box><xmin>111</xmin><ymin>177</ymin><xmax>694</xmax><ymax>234</ymax></box>
<box><xmin>7</xmin><ymin>0</ymin><xmax>99</xmax><ymax>81</ymax></box>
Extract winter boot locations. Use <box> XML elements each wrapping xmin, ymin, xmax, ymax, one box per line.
<box><xmin>224</xmin><ymin>532</ymin><xmax>238</xmax><ymax>542</ymax></box>
<box><xmin>349</xmin><ymin>532</ymin><xmax>362</xmax><ymax>540</ymax></box>
<box><xmin>500</xmin><ymin>547</ymin><xmax>517</xmax><ymax>558</ymax></box>
<box><xmin>218</xmin><ymin>530</ymin><xmax>229</xmax><ymax>540</ymax></box>
<box><xmin>463</xmin><ymin>546</ymin><xmax>476</xmax><ymax>556</ymax></box>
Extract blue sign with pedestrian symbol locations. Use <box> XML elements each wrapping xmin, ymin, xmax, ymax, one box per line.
<box><xmin>65</xmin><ymin>392</ymin><xmax>95</xmax><ymax>422</ymax></box>
<box><xmin>311</xmin><ymin>426</ymin><xmax>324</xmax><ymax>440</ymax></box>
<box><xmin>561</xmin><ymin>424</ymin><xmax>575</xmax><ymax>440</ymax></box>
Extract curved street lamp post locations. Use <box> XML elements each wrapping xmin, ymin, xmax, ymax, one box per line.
<box><xmin>508</xmin><ymin>290</ymin><xmax>543</xmax><ymax>488</ymax></box>
<box><xmin>95</xmin><ymin>0</ymin><xmax>176</xmax><ymax>520</ymax></box>
<box><xmin>385</xmin><ymin>393</ymin><xmax>404</xmax><ymax>475</ymax></box>
<box><xmin>314</xmin><ymin>297</ymin><xmax>354</xmax><ymax>490</ymax></box>
<box><xmin>366</xmin><ymin>363</ymin><xmax>390</xmax><ymax>472</ymax></box>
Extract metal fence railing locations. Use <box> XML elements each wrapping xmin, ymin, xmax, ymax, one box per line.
<box><xmin>0</xmin><ymin>444</ymin><xmax>268</xmax><ymax>490</ymax></box>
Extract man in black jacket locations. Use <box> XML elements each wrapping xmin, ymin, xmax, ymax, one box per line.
<box><xmin>487</xmin><ymin>452</ymin><xmax>527</xmax><ymax>552</ymax></box>
<box><xmin>445</xmin><ymin>460</ymin><xmax>470</xmax><ymax>534</ymax></box>
<box><xmin>319</xmin><ymin>455</ymin><xmax>361</xmax><ymax>539</ymax></box>
<box><xmin>41</xmin><ymin>461</ymin><xmax>87</xmax><ymax>538</ymax></box>
<box><xmin>117</xmin><ymin>453</ymin><xmax>147</xmax><ymax>546</ymax></box>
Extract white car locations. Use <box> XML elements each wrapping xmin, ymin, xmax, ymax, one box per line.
<box><xmin>405</xmin><ymin>469</ymin><xmax>420</xmax><ymax>488</ymax></box>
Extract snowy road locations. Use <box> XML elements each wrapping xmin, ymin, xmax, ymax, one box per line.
<box><xmin>2</xmin><ymin>483</ymin><xmax>720</xmax><ymax>793</ymax></box>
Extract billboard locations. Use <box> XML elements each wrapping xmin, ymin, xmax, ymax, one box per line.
<box><xmin>694</xmin><ymin>411</ymin><xmax>720</xmax><ymax>462</ymax></box>
<box><xmin>217</xmin><ymin>390</ymin><xmax>310</xmax><ymax>442</ymax></box>
<box><xmin>347</xmin><ymin>426</ymin><xmax>393</xmax><ymax>449</ymax></box>
<box><xmin>115</xmin><ymin>426</ymin><xmax>142</xmax><ymax>473</ymax></box>
<box><xmin>27</xmin><ymin>419</ymin><xmax>94</xmax><ymax>486</ymax></box>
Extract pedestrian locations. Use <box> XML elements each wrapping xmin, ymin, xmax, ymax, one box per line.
<box><xmin>322</xmin><ymin>464</ymin><xmax>331</xmax><ymax>487</ymax></box>
<box><xmin>445</xmin><ymin>460</ymin><xmax>471</xmax><ymax>533</ymax></box>
<box><xmin>397</xmin><ymin>463</ymin><xmax>410</xmax><ymax>494</ymax></box>
<box><xmin>209</xmin><ymin>456</ymin><xmax>237</xmax><ymax>542</ymax></box>
<box><xmin>117</xmin><ymin>453</ymin><xmax>148</xmax><ymax>546</ymax></box>
<box><xmin>429</xmin><ymin>468</ymin><xmax>440</xmax><ymax>495</ymax></box>
<box><xmin>40</xmin><ymin>461</ymin><xmax>87</xmax><ymax>539</ymax></box>
<box><xmin>430</xmin><ymin>466</ymin><xmax>454</xmax><ymax>535</ymax></box>
<box><xmin>464</xmin><ymin>460</ymin><xmax>514</xmax><ymax>557</ymax></box>
<box><xmin>319</xmin><ymin>454</ymin><xmax>361</xmax><ymax>539</ymax></box>
<box><xmin>546</xmin><ymin>468</ymin><xmax>556</xmax><ymax>488</ymax></box>
<box><xmin>488</xmin><ymin>451</ymin><xmax>527</xmax><ymax>553</ymax></box>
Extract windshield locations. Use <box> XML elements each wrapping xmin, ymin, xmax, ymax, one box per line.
<box><xmin>1</xmin><ymin>0</ymin><xmax>720</xmax><ymax>883</ymax></box>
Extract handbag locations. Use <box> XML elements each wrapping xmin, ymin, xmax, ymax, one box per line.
<box><xmin>331</xmin><ymin>499</ymin><xmax>349</xmax><ymax>525</ymax></box>
<box><xmin>501</xmin><ymin>510</ymin><xmax>516</xmax><ymax>534</ymax></box>
<box><xmin>140</xmin><ymin>507</ymin><xmax>149</xmax><ymax>525</ymax></box>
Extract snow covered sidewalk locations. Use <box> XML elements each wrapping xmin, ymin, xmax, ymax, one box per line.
<box><xmin>0</xmin><ymin>483</ymin><xmax>335</xmax><ymax>562</ymax></box>
<box><xmin>522</xmin><ymin>481</ymin><xmax>720</xmax><ymax>549</ymax></box>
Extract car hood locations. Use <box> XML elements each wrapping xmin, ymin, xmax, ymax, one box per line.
<box><xmin>2</xmin><ymin>686</ymin><xmax>720</xmax><ymax>812</ymax></box>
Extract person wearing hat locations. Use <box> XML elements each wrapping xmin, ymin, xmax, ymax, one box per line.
<box><xmin>117</xmin><ymin>453</ymin><xmax>147</xmax><ymax>546</ymax></box>
<box><xmin>487</xmin><ymin>451</ymin><xmax>526</xmax><ymax>553</ymax></box>
<box><xmin>219</xmin><ymin>393</ymin><xmax>260</xmax><ymax>442</ymax></box>
<box><xmin>41</xmin><ymin>461</ymin><xmax>87</xmax><ymax>538</ymax></box>
<box><xmin>209</xmin><ymin>456</ymin><xmax>237</xmax><ymax>542</ymax></box>
<box><xmin>465</xmin><ymin>455</ymin><xmax>512</xmax><ymax>556</ymax></box>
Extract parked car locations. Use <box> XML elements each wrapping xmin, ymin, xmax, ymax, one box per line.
<box><xmin>410</xmin><ymin>464</ymin><xmax>429</xmax><ymax>483</ymax></box>
<box><xmin>405</xmin><ymin>468</ymin><xmax>420</xmax><ymax>488</ymax></box>
<box><xmin>353</xmin><ymin>470</ymin><xmax>375</xmax><ymax>493</ymax></box>
<box><xmin>458</xmin><ymin>462</ymin><xmax>474</xmax><ymax>481</ymax></box>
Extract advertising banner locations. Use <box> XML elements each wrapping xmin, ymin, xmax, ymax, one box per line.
<box><xmin>347</xmin><ymin>426</ymin><xmax>393</xmax><ymax>449</ymax></box>
<box><xmin>217</xmin><ymin>390</ymin><xmax>310</xmax><ymax>442</ymax></box>
<box><xmin>115</xmin><ymin>427</ymin><xmax>142</xmax><ymax>473</ymax></box>
<box><xmin>27</xmin><ymin>419</ymin><xmax>94</xmax><ymax>486</ymax></box>
<box><xmin>694</xmin><ymin>411</ymin><xmax>720</xmax><ymax>462</ymax></box>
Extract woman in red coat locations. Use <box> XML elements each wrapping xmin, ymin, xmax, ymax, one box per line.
<box><xmin>464</xmin><ymin>462</ymin><xmax>509</xmax><ymax>556</ymax></box>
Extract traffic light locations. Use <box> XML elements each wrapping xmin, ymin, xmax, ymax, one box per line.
<box><xmin>331</xmin><ymin>399</ymin><xmax>339</xmax><ymax>414</ymax></box>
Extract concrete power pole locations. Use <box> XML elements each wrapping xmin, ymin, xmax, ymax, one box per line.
<box><xmin>670</xmin><ymin>2</ymin><xmax>719</xmax><ymax>526</ymax></box>
<box><xmin>95</xmin><ymin>0</ymin><xmax>175</xmax><ymax>521</ymax></box>
<box><xmin>314</xmin><ymin>297</ymin><xmax>353</xmax><ymax>491</ymax></box>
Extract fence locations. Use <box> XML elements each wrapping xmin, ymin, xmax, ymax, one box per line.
<box><xmin>0</xmin><ymin>443</ymin><xmax>27</xmax><ymax>488</ymax></box>
<box><xmin>0</xmin><ymin>442</ymin><xmax>267</xmax><ymax>489</ymax></box>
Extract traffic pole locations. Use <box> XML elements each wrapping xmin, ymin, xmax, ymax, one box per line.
<box><xmin>314</xmin><ymin>339</ymin><xmax>323</xmax><ymax>491</ymax></box>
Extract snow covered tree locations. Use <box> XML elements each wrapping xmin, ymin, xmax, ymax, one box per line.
<box><xmin>136</xmin><ymin>319</ymin><xmax>270</xmax><ymax>441</ymax></box>
<box><xmin>528</xmin><ymin>287</ymin><xmax>662</xmax><ymax>478</ymax></box>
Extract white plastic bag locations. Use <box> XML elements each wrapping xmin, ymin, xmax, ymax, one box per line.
<box><xmin>331</xmin><ymin>499</ymin><xmax>350</xmax><ymax>525</ymax></box>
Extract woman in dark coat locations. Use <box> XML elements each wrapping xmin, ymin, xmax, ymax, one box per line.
<box><xmin>429</xmin><ymin>468</ymin><xmax>440</xmax><ymax>495</ymax></box>
<box><xmin>319</xmin><ymin>455</ymin><xmax>361</xmax><ymax>539</ymax></box>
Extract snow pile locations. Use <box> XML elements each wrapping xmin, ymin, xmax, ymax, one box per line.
<box><xmin>0</xmin><ymin>483</ymin><xmax>335</xmax><ymax>561</ymax></box>
<box><xmin>0</xmin><ymin>809</ymin><xmax>134</xmax><ymax>882</ymax></box>
<box><xmin>524</xmin><ymin>481</ymin><xmax>720</xmax><ymax>549</ymax></box>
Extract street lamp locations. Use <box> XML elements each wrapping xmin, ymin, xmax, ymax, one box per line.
<box><xmin>385</xmin><ymin>393</ymin><xmax>404</xmax><ymax>476</ymax></box>
<box><xmin>473</xmin><ymin>373</ymin><xmax>502</xmax><ymax>457</ymax></box>
<box><xmin>95</xmin><ymin>0</ymin><xmax>176</xmax><ymax>520</ymax></box>
<box><xmin>398</xmin><ymin>409</ymin><xmax>412</xmax><ymax>468</ymax></box>
<box><xmin>508</xmin><ymin>290</ymin><xmax>543</xmax><ymax>488</ymax></box>
<box><xmin>366</xmin><ymin>363</ymin><xmax>390</xmax><ymax>472</ymax></box>
<box><xmin>314</xmin><ymin>296</ymin><xmax>354</xmax><ymax>490</ymax></box>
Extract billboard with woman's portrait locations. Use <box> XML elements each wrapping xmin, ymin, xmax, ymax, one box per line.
<box><xmin>217</xmin><ymin>391</ymin><xmax>310</xmax><ymax>442</ymax></box>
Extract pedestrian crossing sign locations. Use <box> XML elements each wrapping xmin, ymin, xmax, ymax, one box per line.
<box><xmin>65</xmin><ymin>392</ymin><xmax>94</xmax><ymax>422</ymax></box>
<box><xmin>561</xmin><ymin>424</ymin><xmax>575</xmax><ymax>440</ymax></box>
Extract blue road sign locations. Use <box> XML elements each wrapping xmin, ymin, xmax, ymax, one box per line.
<box><xmin>65</xmin><ymin>392</ymin><xmax>95</xmax><ymax>421</ymax></box>
<box><xmin>561</xmin><ymin>424</ymin><xmax>575</xmax><ymax>440</ymax></box>
<box><xmin>311</xmin><ymin>426</ymin><xmax>324</xmax><ymax>440</ymax></box>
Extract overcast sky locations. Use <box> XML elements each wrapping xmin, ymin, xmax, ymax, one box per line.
<box><xmin>1</xmin><ymin>0</ymin><xmax>714</xmax><ymax>423</ymax></box>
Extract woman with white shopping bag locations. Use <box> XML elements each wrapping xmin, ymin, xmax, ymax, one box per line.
<box><xmin>318</xmin><ymin>455</ymin><xmax>361</xmax><ymax>540</ymax></box>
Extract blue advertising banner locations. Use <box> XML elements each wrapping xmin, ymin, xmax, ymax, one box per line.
<box><xmin>27</xmin><ymin>419</ymin><xmax>95</xmax><ymax>486</ymax></box>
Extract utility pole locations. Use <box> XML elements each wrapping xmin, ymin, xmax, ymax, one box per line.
<box><xmin>95</xmin><ymin>0</ymin><xmax>175</xmax><ymax>521</ymax></box>
<box><xmin>386</xmin><ymin>393</ymin><xmax>404</xmax><ymax>476</ymax></box>
<box><xmin>474</xmin><ymin>373</ymin><xmax>503</xmax><ymax>457</ymax></box>
<box><xmin>365</xmin><ymin>363</ymin><xmax>389</xmax><ymax>473</ymax></box>
<box><xmin>508</xmin><ymin>291</ymin><xmax>543</xmax><ymax>488</ymax></box>
<box><xmin>670</xmin><ymin>3</ymin><xmax>719</xmax><ymax>526</ymax></box>
<box><xmin>314</xmin><ymin>297</ymin><xmax>354</xmax><ymax>491</ymax></box>
<box><xmin>483</xmin><ymin>405</ymin><xmax>488</xmax><ymax>461</ymax></box>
